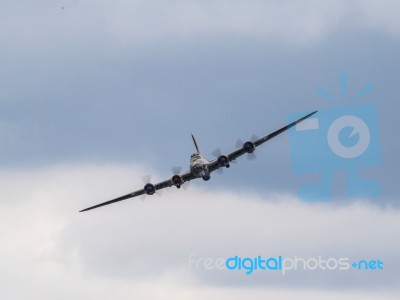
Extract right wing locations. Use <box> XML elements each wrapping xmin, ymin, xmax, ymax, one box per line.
<box><xmin>207</xmin><ymin>110</ymin><xmax>317</xmax><ymax>173</ymax></box>
<box><xmin>79</xmin><ymin>170</ymin><xmax>196</xmax><ymax>212</ymax></box>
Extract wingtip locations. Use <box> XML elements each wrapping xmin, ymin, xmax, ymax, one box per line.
<box><xmin>79</xmin><ymin>207</ymin><xmax>92</xmax><ymax>213</ymax></box>
<box><xmin>307</xmin><ymin>110</ymin><xmax>318</xmax><ymax>117</ymax></box>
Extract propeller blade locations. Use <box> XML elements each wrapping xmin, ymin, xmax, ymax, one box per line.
<box><xmin>236</xmin><ymin>138</ymin><xmax>244</xmax><ymax>148</ymax></box>
<box><xmin>247</xmin><ymin>153</ymin><xmax>257</xmax><ymax>160</ymax></box>
<box><xmin>183</xmin><ymin>181</ymin><xmax>190</xmax><ymax>190</ymax></box>
<box><xmin>172</xmin><ymin>166</ymin><xmax>182</xmax><ymax>175</ymax></box>
<box><xmin>251</xmin><ymin>134</ymin><xmax>259</xmax><ymax>141</ymax></box>
<box><xmin>212</xmin><ymin>148</ymin><xmax>222</xmax><ymax>158</ymax></box>
<box><xmin>141</xmin><ymin>175</ymin><xmax>151</xmax><ymax>184</ymax></box>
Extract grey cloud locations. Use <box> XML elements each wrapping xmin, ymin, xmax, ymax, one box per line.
<box><xmin>0</xmin><ymin>27</ymin><xmax>398</xmax><ymax>201</ymax></box>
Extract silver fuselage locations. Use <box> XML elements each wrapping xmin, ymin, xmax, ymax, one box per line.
<box><xmin>190</xmin><ymin>153</ymin><xmax>209</xmax><ymax>178</ymax></box>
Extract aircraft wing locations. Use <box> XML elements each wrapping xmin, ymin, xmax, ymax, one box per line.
<box><xmin>207</xmin><ymin>110</ymin><xmax>317</xmax><ymax>173</ymax></box>
<box><xmin>80</xmin><ymin>170</ymin><xmax>195</xmax><ymax>212</ymax></box>
<box><xmin>79</xmin><ymin>189</ymin><xmax>145</xmax><ymax>212</ymax></box>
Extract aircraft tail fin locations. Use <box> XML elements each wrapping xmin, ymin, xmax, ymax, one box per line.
<box><xmin>191</xmin><ymin>133</ymin><xmax>201</xmax><ymax>155</ymax></box>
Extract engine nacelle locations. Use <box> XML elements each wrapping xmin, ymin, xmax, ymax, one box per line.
<box><xmin>202</xmin><ymin>175</ymin><xmax>211</xmax><ymax>181</ymax></box>
<box><xmin>217</xmin><ymin>155</ymin><xmax>230</xmax><ymax>168</ymax></box>
<box><xmin>243</xmin><ymin>141</ymin><xmax>255</xmax><ymax>153</ymax></box>
<box><xmin>144</xmin><ymin>183</ymin><xmax>156</xmax><ymax>195</ymax></box>
<box><xmin>171</xmin><ymin>174</ymin><xmax>184</xmax><ymax>188</ymax></box>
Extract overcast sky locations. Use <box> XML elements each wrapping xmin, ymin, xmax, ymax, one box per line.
<box><xmin>1</xmin><ymin>1</ymin><xmax>399</xmax><ymax>299</ymax></box>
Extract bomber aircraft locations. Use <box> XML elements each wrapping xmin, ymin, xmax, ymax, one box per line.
<box><xmin>80</xmin><ymin>111</ymin><xmax>317</xmax><ymax>212</ymax></box>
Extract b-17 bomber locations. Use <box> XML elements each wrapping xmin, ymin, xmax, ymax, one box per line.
<box><xmin>80</xmin><ymin>111</ymin><xmax>317</xmax><ymax>212</ymax></box>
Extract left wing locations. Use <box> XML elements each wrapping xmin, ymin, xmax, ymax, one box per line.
<box><xmin>79</xmin><ymin>170</ymin><xmax>196</xmax><ymax>212</ymax></box>
<box><xmin>207</xmin><ymin>110</ymin><xmax>317</xmax><ymax>173</ymax></box>
<box><xmin>79</xmin><ymin>189</ymin><xmax>145</xmax><ymax>212</ymax></box>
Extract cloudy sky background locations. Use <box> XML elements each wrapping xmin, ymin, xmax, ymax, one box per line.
<box><xmin>0</xmin><ymin>0</ymin><xmax>399</xmax><ymax>299</ymax></box>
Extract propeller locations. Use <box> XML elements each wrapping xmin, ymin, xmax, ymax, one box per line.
<box><xmin>247</xmin><ymin>134</ymin><xmax>258</xmax><ymax>160</ymax></box>
<box><xmin>171</xmin><ymin>166</ymin><xmax>189</xmax><ymax>190</ymax></box>
<box><xmin>140</xmin><ymin>174</ymin><xmax>163</xmax><ymax>198</ymax></box>
<box><xmin>236</xmin><ymin>138</ymin><xmax>257</xmax><ymax>161</ymax></box>
<box><xmin>140</xmin><ymin>175</ymin><xmax>151</xmax><ymax>200</ymax></box>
